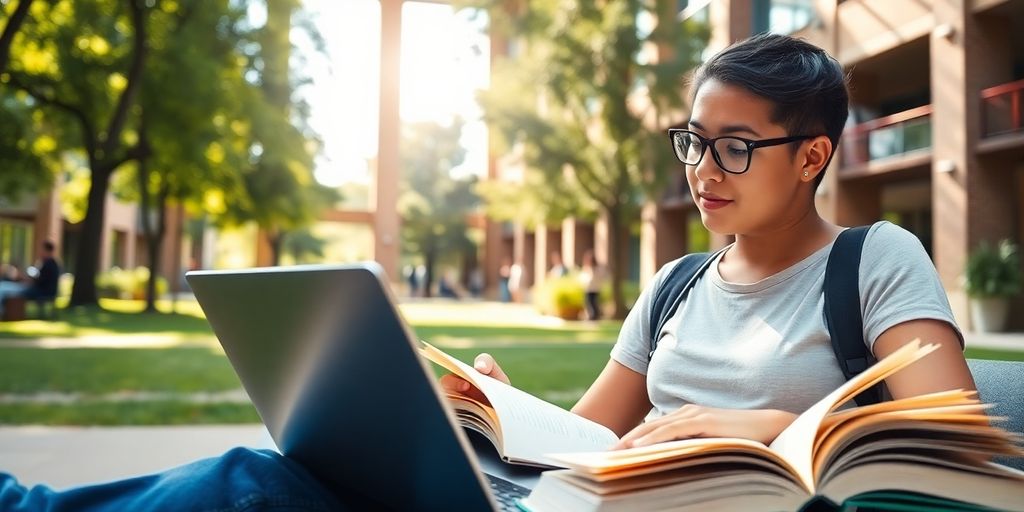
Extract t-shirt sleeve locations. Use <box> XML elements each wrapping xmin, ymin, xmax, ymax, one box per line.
<box><xmin>859</xmin><ymin>221</ymin><xmax>964</xmax><ymax>353</ymax></box>
<box><xmin>610</xmin><ymin>258</ymin><xmax>680</xmax><ymax>375</ymax></box>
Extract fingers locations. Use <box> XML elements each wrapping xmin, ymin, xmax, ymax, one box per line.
<box><xmin>614</xmin><ymin>405</ymin><xmax>706</xmax><ymax>450</ymax></box>
<box><xmin>439</xmin><ymin>374</ymin><xmax>472</xmax><ymax>393</ymax></box>
<box><xmin>474</xmin><ymin>353</ymin><xmax>510</xmax><ymax>385</ymax></box>
<box><xmin>439</xmin><ymin>374</ymin><xmax>488</xmax><ymax>403</ymax></box>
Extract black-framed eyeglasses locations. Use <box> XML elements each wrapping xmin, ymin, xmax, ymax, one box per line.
<box><xmin>667</xmin><ymin>128</ymin><xmax>818</xmax><ymax>175</ymax></box>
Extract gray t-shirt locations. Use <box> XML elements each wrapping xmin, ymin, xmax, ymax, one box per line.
<box><xmin>611</xmin><ymin>221</ymin><xmax>962</xmax><ymax>418</ymax></box>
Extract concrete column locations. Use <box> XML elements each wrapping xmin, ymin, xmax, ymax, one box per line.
<box><xmin>160</xmin><ymin>203</ymin><xmax>184</xmax><ymax>286</ymax></box>
<box><xmin>255</xmin><ymin>229</ymin><xmax>274</xmax><ymax>267</ymax></box>
<box><xmin>512</xmin><ymin>222</ymin><xmax>536</xmax><ymax>294</ymax></box>
<box><xmin>483</xmin><ymin>4</ymin><xmax>511</xmax><ymax>299</ymax></box>
<box><xmin>930</xmin><ymin>1</ymin><xmax>1017</xmax><ymax>329</ymax></box>
<box><xmin>374</xmin><ymin>0</ymin><xmax>402</xmax><ymax>281</ymax></box>
<box><xmin>594</xmin><ymin>212</ymin><xmax>610</xmax><ymax>273</ymax></box>
<box><xmin>560</xmin><ymin>217</ymin><xmax>594</xmax><ymax>270</ymax></box>
<box><xmin>533</xmin><ymin>225</ymin><xmax>561</xmax><ymax>287</ymax></box>
<box><xmin>32</xmin><ymin>182</ymin><xmax>63</xmax><ymax>258</ymax></box>
<box><xmin>533</xmin><ymin>224</ymin><xmax>547</xmax><ymax>288</ymax></box>
<box><xmin>640</xmin><ymin>202</ymin><xmax>690</xmax><ymax>286</ymax></box>
<box><xmin>522</xmin><ymin>231</ymin><xmax>536</xmax><ymax>289</ymax></box>
<box><xmin>709</xmin><ymin>0</ymin><xmax>753</xmax><ymax>51</ymax></box>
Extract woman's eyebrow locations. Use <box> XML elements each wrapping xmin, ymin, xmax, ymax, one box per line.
<box><xmin>688</xmin><ymin>119</ymin><xmax>762</xmax><ymax>137</ymax></box>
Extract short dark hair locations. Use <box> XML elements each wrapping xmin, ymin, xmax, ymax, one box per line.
<box><xmin>690</xmin><ymin>33</ymin><xmax>849</xmax><ymax>187</ymax></box>
<box><xmin>42</xmin><ymin>240</ymin><xmax>55</xmax><ymax>252</ymax></box>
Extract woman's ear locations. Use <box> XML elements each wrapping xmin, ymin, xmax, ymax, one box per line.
<box><xmin>799</xmin><ymin>136</ymin><xmax>833</xmax><ymax>183</ymax></box>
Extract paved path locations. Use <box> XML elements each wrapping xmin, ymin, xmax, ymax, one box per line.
<box><xmin>0</xmin><ymin>425</ymin><xmax>273</xmax><ymax>489</ymax></box>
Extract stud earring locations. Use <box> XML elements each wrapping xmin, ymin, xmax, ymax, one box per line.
<box><xmin>803</xmin><ymin>171</ymin><xmax>809</xmax><ymax>177</ymax></box>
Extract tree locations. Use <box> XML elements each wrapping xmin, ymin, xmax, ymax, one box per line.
<box><xmin>399</xmin><ymin>119</ymin><xmax>479</xmax><ymax>297</ymax></box>
<box><xmin>129</xmin><ymin>0</ymin><xmax>253</xmax><ymax>312</ymax></box>
<box><xmin>468</xmin><ymin>0</ymin><xmax>708</xmax><ymax>317</ymax></box>
<box><xmin>3</xmin><ymin>0</ymin><xmax>150</xmax><ymax>307</ymax></box>
<box><xmin>218</xmin><ymin>0</ymin><xmax>338</xmax><ymax>266</ymax></box>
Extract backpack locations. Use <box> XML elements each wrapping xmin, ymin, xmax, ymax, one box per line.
<box><xmin>647</xmin><ymin>225</ymin><xmax>885</xmax><ymax>407</ymax></box>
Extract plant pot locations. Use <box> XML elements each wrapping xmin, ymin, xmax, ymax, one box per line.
<box><xmin>555</xmin><ymin>305</ymin><xmax>582</xmax><ymax>321</ymax></box>
<box><xmin>970</xmin><ymin>296</ymin><xmax>1010</xmax><ymax>333</ymax></box>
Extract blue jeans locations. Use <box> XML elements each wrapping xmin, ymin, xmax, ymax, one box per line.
<box><xmin>0</xmin><ymin>448</ymin><xmax>343</xmax><ymax>511</ymax></box>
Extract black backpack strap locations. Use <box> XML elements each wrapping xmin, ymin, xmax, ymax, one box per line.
<box><xmin>824</xmin><ymin>225</ymin><xmax>883</xmax><ymax>407</ymax></box>
<box><xmin>648</xmin><ymin>250</ymin><xmax>720</xmax><ymax>359</ymax></box>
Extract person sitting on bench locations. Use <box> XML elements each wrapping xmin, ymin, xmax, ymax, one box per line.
<box><xmin>0</xmin><ymin>241</ymin><xmax>60</xmax><ymax>317</ymax></box>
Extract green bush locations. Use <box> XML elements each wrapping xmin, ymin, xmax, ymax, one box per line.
<box><xmin>96</xmin><ymin>267</ymin><xmax>169</xmax><ymax>300</ymax></box>
<box><xmin>965</xmin><ymin>240</ymin><xmax>1022</xmax><ymax>298</ymax></box>
<box><xmin>533</xmin><ymin>275</ymin><xmax>585</xmax><ymax>320</ymax></box>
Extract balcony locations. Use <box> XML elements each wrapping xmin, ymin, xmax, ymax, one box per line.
<box><xmin>841</xmin><ymin>105</ymin><xmax>933</xmax><ymax>177</ymax></box>
<box><xmin>982</xmin><ymin>78</ymin><xmax>1024</xmax><ymax>138</ymax></box>
<box><xmin>979</xmin><ymin>79</ymin><xmax>1024</xmax><ymax>155</ymax></box>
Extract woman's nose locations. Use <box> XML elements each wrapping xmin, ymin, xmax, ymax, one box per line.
<box><xmin>693</xmin><ymin>148</ymin><xmax>725</xmax><ymax>182</ymax></box>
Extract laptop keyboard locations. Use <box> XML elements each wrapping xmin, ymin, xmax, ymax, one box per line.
<box><xmin>487</xmin><ymin>474</ymin><xmax>530</xmax><ymax>511</ymax></box>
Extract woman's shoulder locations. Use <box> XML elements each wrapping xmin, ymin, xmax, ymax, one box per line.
<box><xmin>859</xmin><ymin>220</ymin><xmax>933</xmax><ymax>274</ymax></box>
<box><xmin>862</xmin><ymin>221</ymin><xmax>927</xmax><ymax>253</ymax></box>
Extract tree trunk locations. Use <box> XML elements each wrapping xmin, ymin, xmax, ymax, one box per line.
<box><xmin>68</xmin><ymin>168</ymin><xmax>112</xmax><ymax>307</ymax></box>
<box><xmin>136</xmin><ymin>117</ymin><xmax>166</xmax><ymax>314</ymax></box>
<box><xmin>423</xmin><ymin>249</ymin><xmax>436</xmax><ymax>298</ymax></box>
<box><xmin>606</xmin><ymin>205</ymin><xmax>629</xmax><ymax>319</ymax></box>
<box><xmin>142</xmin><ymin>187</ymin><xmax>168</xmax><ymax>314</ymax></box>
<box><xmin>269</xmin><ymin>231</ymin><xmax>283</xmax><ymax>267</ymax></box>
<box><xmin>67</xmin><ymin>0</ymin><xmax>149</xmax><ymax>308</ymax></box>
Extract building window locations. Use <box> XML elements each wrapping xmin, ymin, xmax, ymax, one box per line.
<box><xmin>753</xmin><ymin>0</ymin><xmax>816</xmax><ymax>35</ymax></box>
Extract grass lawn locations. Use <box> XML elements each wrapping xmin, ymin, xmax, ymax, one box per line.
<box><xmin>0</xmin><ymin>300</ymin><xmax>620</xmax><ymax>425</ymax></box>
<box><xmin>0</xmin><ymin>299</ymin><xmax>1021</xmax><ymax>425</ymax></box>
<box><xmin>0</xmin><ymin>299</ymin><xmax>214</xmax><ymax>340</ymax></box>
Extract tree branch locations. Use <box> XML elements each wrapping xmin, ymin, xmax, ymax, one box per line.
<box><xmin>6</xmin><ymin>72</ymin><xmax>98</xmax><ymax>157</ymax></box>
<box><xmin>99</xmin><ymin>0</ymin><xmax>147</xmax><ymax>158</ymax></box>
<box><xmin>0</xmin><ymin>0</ymin><xmax>34</xmax><ymax>74</ymax></box>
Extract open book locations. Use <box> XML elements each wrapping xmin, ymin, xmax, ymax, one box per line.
<box><xmin>420</xmin><ymin>341</ymin><xmax>617</xmax><ymax>468</ymax></box>
<box><xmin>517</xmin><ymin>340</ymin><xmax>1024</xmax><ymax>511</ymax></box>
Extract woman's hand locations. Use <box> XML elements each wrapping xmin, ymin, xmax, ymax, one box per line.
<box><xmin>438</xmin><ymin>353</ymin><xmax>510</xmax><ymax>403</ymax></box>
<box><xmin>614</xmin><ymin>405</ymin><xmax>797</xmax><ymax>449</ymax></box>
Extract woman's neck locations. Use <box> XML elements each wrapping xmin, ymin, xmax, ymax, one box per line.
<box><xmin>720</xmin><ymin>208</ymin><xmax>841</xmax><ymax>283</ymax></box>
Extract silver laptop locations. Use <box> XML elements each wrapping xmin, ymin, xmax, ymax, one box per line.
<box><xmin>186</xmin><ymin>263</ymin><xmax>541</xmax><ymax>511</ymax></box>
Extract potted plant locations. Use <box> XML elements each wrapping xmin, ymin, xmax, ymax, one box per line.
<box><xmin>534</xmin><ymin>275</ymin><xmax>585</xmax><ymax>320</ymax></box>
<box><xmin>965</xmin><ymin>239</ymin><xmax>1022</xmax><ymax>332</ymax></box>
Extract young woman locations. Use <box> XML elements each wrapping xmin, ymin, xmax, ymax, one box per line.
<box><xmin>0</xmin><ymin>33</ymin><xmax>974</xmax><ymax>511</ymax></box>
<box><xmin>447</xmin><ymin>33</ymin><xmax>974</xmax><ymax>449</ymax></box>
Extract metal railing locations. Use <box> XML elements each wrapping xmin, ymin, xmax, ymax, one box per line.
<box><xmin>981</xmin><ymin>78</ymin><xmax>1024</xmax><ymax>138</ymax></box>
<box><xmin>841</xmin><ymin>105</ymin><xmax>933</xmax><ymax>168</ymax></box>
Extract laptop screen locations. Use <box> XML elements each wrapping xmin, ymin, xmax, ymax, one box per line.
<box><xmin>187</xmin><ymin>263</ymin><xmax>496</xmax><ymax>511</ymax></box>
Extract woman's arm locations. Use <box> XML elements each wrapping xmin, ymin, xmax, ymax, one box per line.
<box><xmin>571</xmin><ymin>360</ymin><xmax>652</xmax><ymax>438</ymax></box>
<box><xmin>872</xmin><ymin>319</ymin><xmax>975</xmax><ymax>398</ymax></box>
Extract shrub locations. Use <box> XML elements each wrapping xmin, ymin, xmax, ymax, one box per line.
<box><xmin>965</xmin><ymin>240</ymin><xmax>1022</xmax><ymax>298</ymax></box>
<box><xmin>96</xmin><ymin>267</ymin><xmax>169</xmax><ymax>300</ymax></box>
<box><xmin>533</xmin><ymin>275</ymin><xmax>586</xmax><ymax>320</ymax></box>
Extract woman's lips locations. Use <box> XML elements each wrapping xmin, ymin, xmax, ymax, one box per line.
<box><xmin>698</xmin><ymin>194</ymin><xmax>732</xmax><ymax>210</ymax></box>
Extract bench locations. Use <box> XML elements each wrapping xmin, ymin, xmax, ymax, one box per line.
<box><xmin>967</xmin><ymin>359</ymin><xmax>1024</xmax><ymax>470</ymax></box>
<box><xmin>1</xmin><ymin>295</ymin><xmax>58</xmax><ymax>321</ymax></box>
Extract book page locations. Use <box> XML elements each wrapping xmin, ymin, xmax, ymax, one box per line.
<box><xmin>768</xmin><ymin>339</ymin><xmax>938</xmax><ymax>491</ymax></box>
<box><xmin>420</xmin><ymin>342</ymin><xmax>618</xmax><ymax>467</ymax></box>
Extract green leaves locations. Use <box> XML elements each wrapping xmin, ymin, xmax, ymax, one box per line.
<box><xmin>965</xmin><ymin>240</ymin><xmax>1023</xmax><ymax>298</ymax></box>
<box><xmin>468</xmin><ymin>0</ymin><xmax>708</xmax><ymax>316</ymax></box>
<box><xmin>398</xmin><ymin>119</ymin><xmax>479</xmax><ymax>265</ymax></box>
